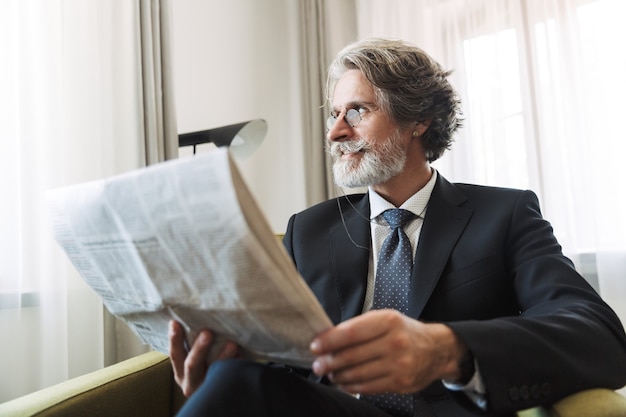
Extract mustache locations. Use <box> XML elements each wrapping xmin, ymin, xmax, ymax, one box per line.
<box><xmin>326</xmin><ymin>137</ymin><xmax>371</xmax><ymax>157</ymax></box>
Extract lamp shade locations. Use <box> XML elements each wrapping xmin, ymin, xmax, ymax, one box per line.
<box><xmin>178</xmin><ymin>119</ymin><xmax>267</xmax><ymax>158</ymax></box>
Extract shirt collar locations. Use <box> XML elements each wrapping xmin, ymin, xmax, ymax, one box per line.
<box><xmin>368</xmin><ymin>169</ymin><xmax>437</xmax><ymax>221</ymax></box>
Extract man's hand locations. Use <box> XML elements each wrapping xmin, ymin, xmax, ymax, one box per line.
<box><xmin>309</xmin><ymin>309</ymin><xmax>466</xmax><ymax>395</ymax></box>
<box><xmin>168</xmin><ymin>320</ymin><xmax>240</xmax><ymax>397</ymax></box>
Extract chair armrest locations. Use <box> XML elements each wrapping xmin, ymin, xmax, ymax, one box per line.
<box><xmin>552</xmin><ymin>388</ymin><xmax>626</xmax><ymax>417</ymax></box>
<box><xmin>518</xmin><ymin>389</ymin><xmax>626</xmax><ymax>417</ymax></box>
<box><xmin>0</xmin><ymin>351</ymin><xmax>186</xmax><ymax>417</ymax></box>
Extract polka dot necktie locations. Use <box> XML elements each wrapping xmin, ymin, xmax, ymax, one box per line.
<box><xmin>362</xmin><ymin>208</ymin><xmax>415</xmax><ymax>417</ymax></box>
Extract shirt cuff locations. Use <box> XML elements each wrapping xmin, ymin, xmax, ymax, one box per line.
<box><xmin>442</xmin><ymin>357</ymin><xmax>487</xmax><ymax>410</ymax></box>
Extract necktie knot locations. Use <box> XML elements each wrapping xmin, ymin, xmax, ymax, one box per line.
<box><xmin>382</xmin><ymin>208</ymin><xmax>414</xmax><ymax>230</ymax></box>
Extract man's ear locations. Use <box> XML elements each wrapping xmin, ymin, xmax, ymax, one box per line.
<box><xmin>413</xmin><ymin>121</ymin><xmax>431</xmax><ymax>137</ymax></box>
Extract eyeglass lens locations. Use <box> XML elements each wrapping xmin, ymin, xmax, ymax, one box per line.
<box><xmin>326</xmin><ymin>108</ymin><xmax>361</xmax><ymax>130</ymax></box>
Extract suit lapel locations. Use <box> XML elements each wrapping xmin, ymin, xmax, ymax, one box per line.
<box><xmin>408</xmin><ymin>175</ymin><xmax>473</xmax><ymax>319</ymax></box>
<box><xmin>329</xmin><ymin>194</ymin><xmax>371</xmax><ymax>322</ymax></box>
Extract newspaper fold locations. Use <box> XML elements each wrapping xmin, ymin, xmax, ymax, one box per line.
<box><xmin>47</xmin><ymin>148</ymin><xmax>332</xmax><ymax>368</ymax></box>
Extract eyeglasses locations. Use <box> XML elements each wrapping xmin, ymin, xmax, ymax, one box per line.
<box><xmin>326</xmin><ymin>108</ymin><xmax>364</xmax><ymax>130</ymax></box>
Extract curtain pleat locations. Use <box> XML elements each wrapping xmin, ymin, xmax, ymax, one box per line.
<box><xmin>139</xmin><ymin>0</ymin><xmax>178</xmax><ymax>165</ymax></box>
<box><xmin>298</xmin><ymin>0</ymin><xmax>358</xmax><ymax>203</ymax></box>
<box><xmin>299</xmin><ymin>0</ymin><xmax>330</xmax><ymax>205</ymax></box>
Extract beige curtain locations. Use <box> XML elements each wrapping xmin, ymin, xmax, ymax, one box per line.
<box><xmin>299</xmin><ymin>0</ymin><xmax>358</xmax><ymax>203</ymax></box>
<box><xmin>298</xmin><ymin>0</ymin><xmax>330</xmax><ymax>205</ymax></box>
<box><xmin>139</xmin><ymin>0</ymin><xmax>179</xmax><ymax>165</ymax></box>
<box><xmin>0</xmin><ymin>0</ymin><xmax>177</xmax><ymax>402</ymax></box>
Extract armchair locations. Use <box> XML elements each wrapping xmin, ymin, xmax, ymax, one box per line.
<box><xmin>0</xmin><ymin>350</ymin><xmax>624</xmax><ymax>417</ymax></box>
<box><xmin>0</xmin><ymin>351</ymin><xmax>185</xmax><ymax>417</ymax></box>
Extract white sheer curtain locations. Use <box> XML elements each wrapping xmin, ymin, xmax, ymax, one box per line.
<box><xmin>356</xmin><ymin>0</ymin><xmax>626</xmax><ymax>367</ymax></box>
<box><xmin>0</xmin><ymin>0</ymin><xmax>176</xmax><ymax>402</ymax></box>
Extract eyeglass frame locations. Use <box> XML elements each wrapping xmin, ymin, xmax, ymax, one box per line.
<box><xmin>326</xmin><ymin>108</ymin><xmax>366</xmax><ymax>130</ymax></box>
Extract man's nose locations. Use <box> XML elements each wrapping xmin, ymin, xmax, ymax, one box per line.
<box><xmin>326</xmin><ymin>113</ymin><xmax>354</xmax><ymax>142</ymax></box>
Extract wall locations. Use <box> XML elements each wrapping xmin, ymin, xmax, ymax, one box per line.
<box><xmin>171</xmin><ymin>0</ymin><xmax>309</xmax><ymax>233</ymax></box>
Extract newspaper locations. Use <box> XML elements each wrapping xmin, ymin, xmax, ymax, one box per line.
<box><xmin>46</xmin><ymin>148</ymin><xmax>333</xmax><ymax>368</ymax></box>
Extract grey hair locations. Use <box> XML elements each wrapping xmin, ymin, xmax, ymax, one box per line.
<box><xmin>326</xmin><ymin>38</ymin><xmax>462</xmax><ymax>162</ymax></box>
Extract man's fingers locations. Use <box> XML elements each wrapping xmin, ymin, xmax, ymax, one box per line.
<box><xmin>168</xmin><ymin>320</ymin><xmax>215</xmax><ymax>396</ymax></box>
<box><xmin>310</xmin><ymin>310</ymin><xmax>393</xmax><ymax>355</ymax></box>
<box><xmin>182</xmin><ymin>330</ymin><xmax>213</xmax><ymax>394</ymax></box>
<box><xmin>168</xmin><ymin>320</ymin><xmax>188</xmax><ymax>384</ymax></box>
<box><xmin>312</xmin><ymin>335</ymin><xmax>385</xmax><ymax>376</ymax></box>
<box><xmin>217</xmin><ymin>341</ymin><xmax>239</xmax><ymax>360</ymax></box>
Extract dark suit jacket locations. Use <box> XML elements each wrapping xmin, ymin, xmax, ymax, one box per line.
<box><xmin>282</xmin><ymin>173</ymin><xmax>626</xmax><ymax>415</ymax></box>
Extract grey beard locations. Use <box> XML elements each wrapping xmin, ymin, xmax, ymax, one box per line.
<box><xmin>327</xmin><ymin>132</ymin><xmax>407</xmax><ymax>188</ymax></box>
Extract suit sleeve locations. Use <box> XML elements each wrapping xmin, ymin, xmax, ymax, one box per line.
<box><xmin>446</xmin><ymin>190</ymin><xmax>626</xmax><ymax>413</ymax></box>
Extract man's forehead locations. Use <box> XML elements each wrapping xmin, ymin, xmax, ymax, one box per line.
<box><xmin>331</xmin><ymin>70</ymin><xmax>377</xmax><ymax>108</ymax></box>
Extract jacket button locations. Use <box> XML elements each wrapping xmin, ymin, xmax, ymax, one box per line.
<box><xmin>541</xmin><ymin>382</ymin><xmax>551</xmax><ymax>397</ymax></box>
<box><xmin>519</xmin><ymin>385</ymin><xmax>530</xmax><ymax>400</ymax></box>
<box><xmin>509</xmin><ymin>386</ymin><xmax>520</xmax><ymax>401</ymax></box>
<box><xmin>530</xmin><ymin>384</ymin><xmax>541</xmax><ymax>399</ymax></box>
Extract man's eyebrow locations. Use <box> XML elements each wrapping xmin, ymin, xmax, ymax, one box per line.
<box><xmin>331</xmin><ymin>100</ymin><xmax>378</xmax><ymax>111</ymax></box>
